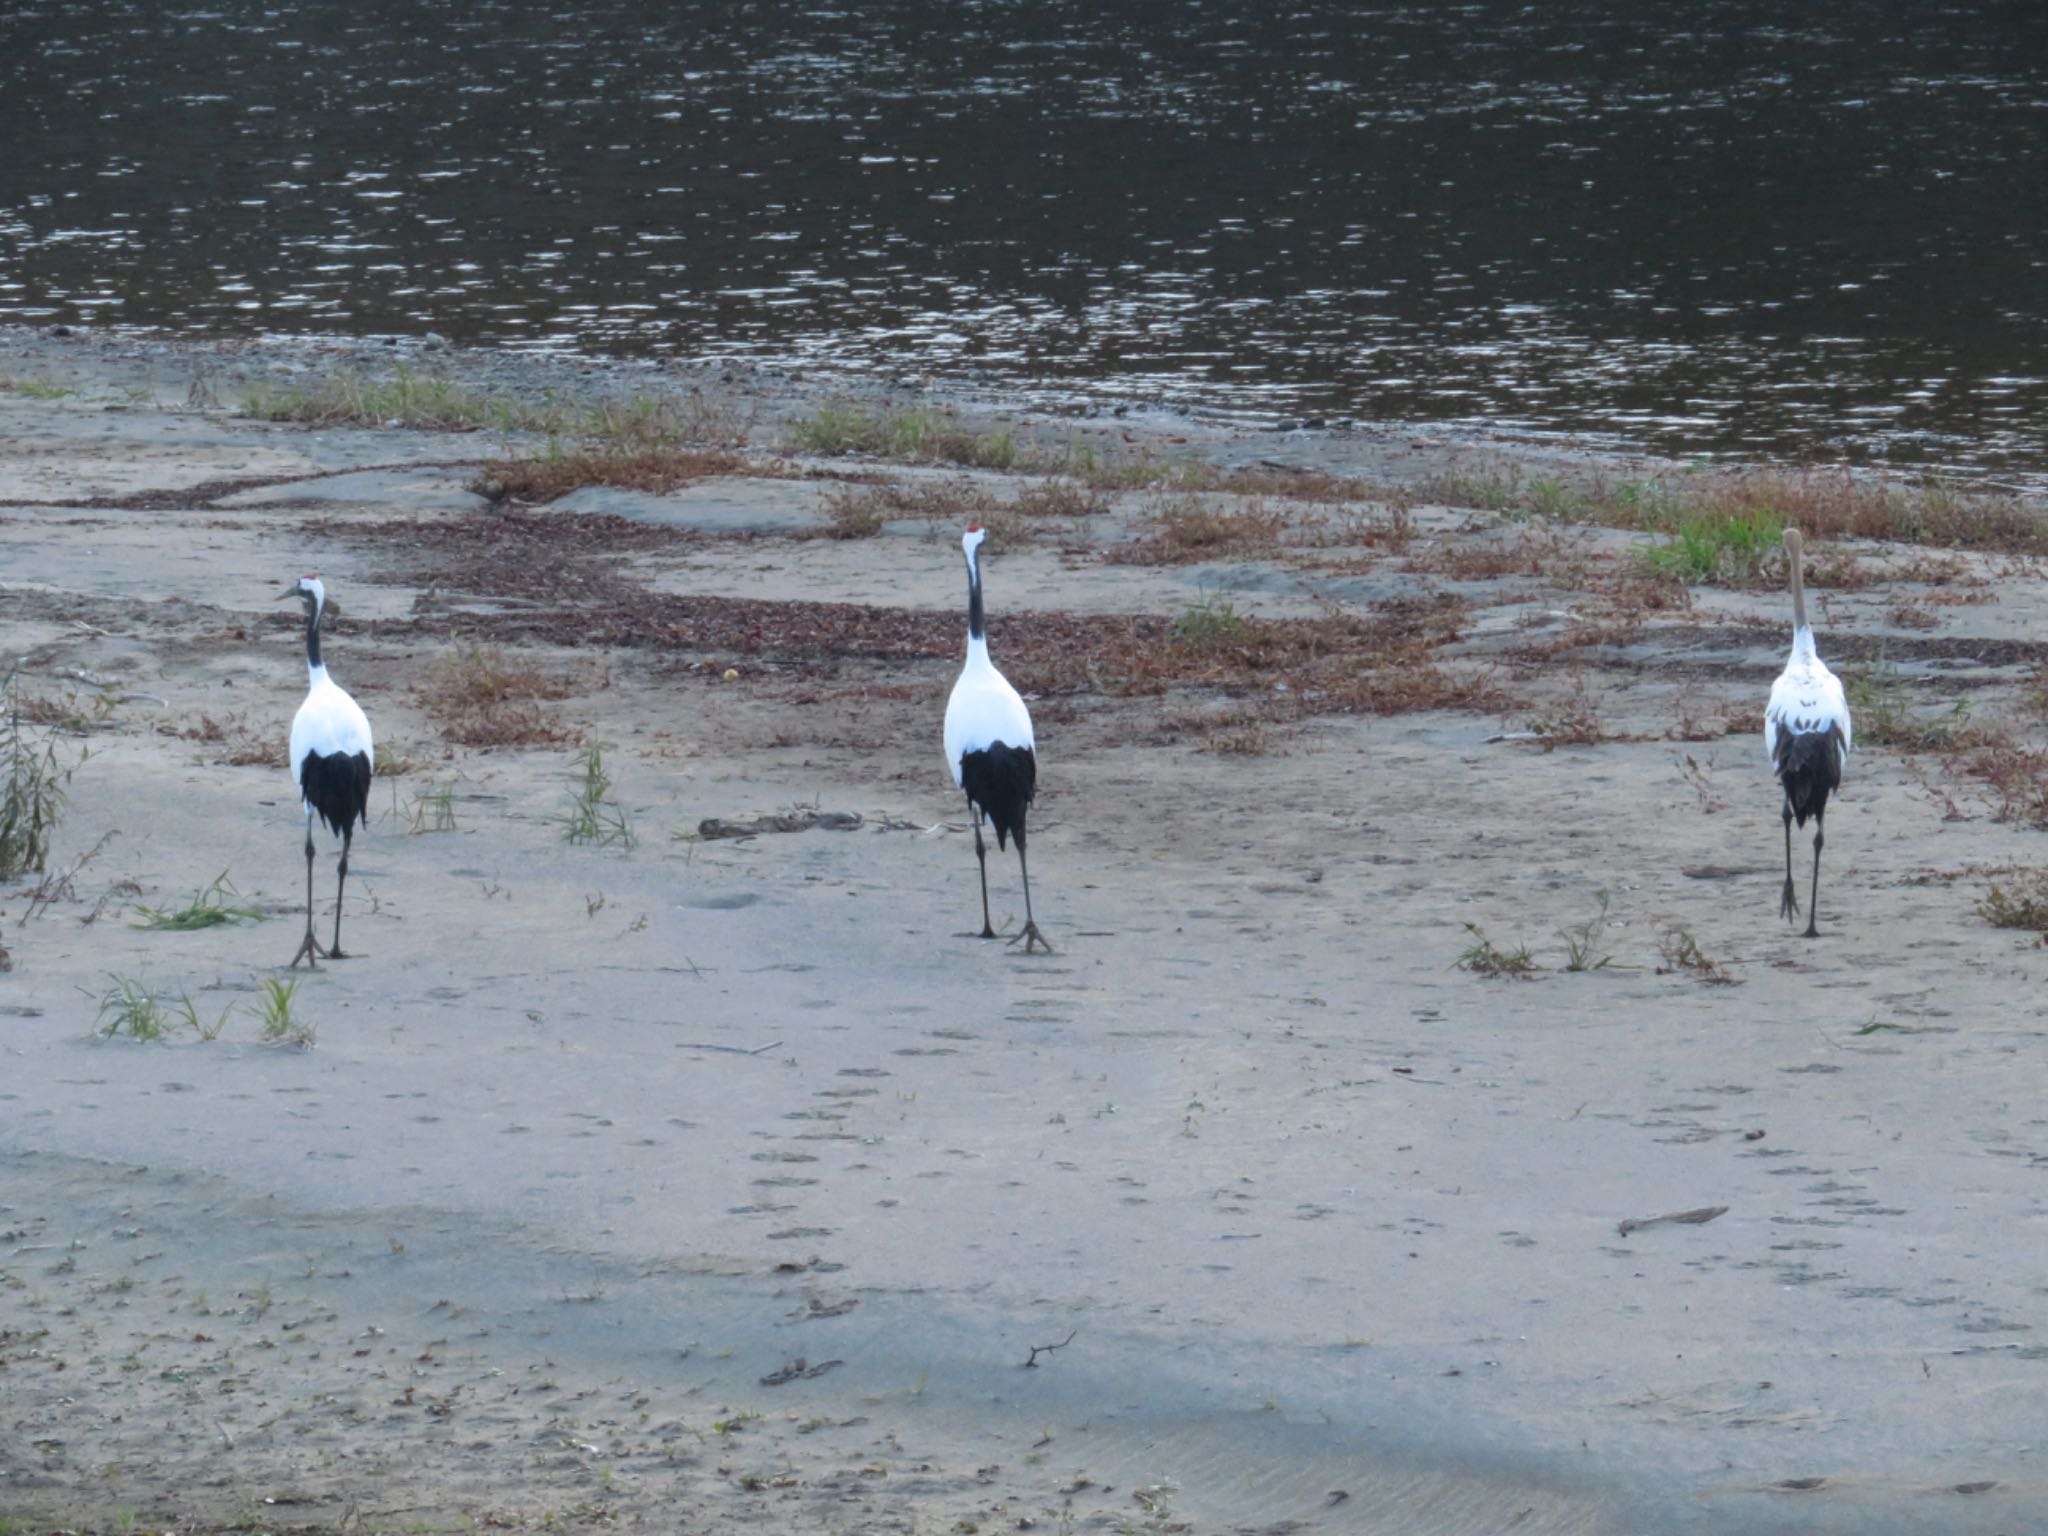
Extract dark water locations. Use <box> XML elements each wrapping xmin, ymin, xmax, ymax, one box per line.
<box><xmin>4</xmin><ymin>2</ymin><xmax>2046</xmax><ymax>477</ymax></box>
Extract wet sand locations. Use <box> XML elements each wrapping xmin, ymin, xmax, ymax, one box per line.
<box><xmin>3</xmin><ymin>327</ymin><xmax>2047</xmax><ymax>1533</ymax></box>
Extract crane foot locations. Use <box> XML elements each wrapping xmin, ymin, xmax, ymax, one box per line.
<box><xmin>1009</xmin><ymin>922</ymin><xmax>1054</xmax><ymax>955</ymax></box>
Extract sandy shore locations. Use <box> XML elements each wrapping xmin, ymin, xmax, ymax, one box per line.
<box><xmin>4</xmin><ymin>325</ymin><xmax>2048</xmax><ymax>1534</ymax></box>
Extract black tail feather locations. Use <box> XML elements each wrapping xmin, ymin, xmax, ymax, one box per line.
<box><xmin>1775</xmin><ymin>728</ymin><xmax>1842</xmax><ymax>825</ymax></box>
<box><xmin>959</xmin><ymin>742</ymin><xmax>1036</xmax><ymax>850</ymax></box>
<box><xmin>300</xmin><ymin>749</ymin><xmax>372</xmax><ymax>837</ymax></box>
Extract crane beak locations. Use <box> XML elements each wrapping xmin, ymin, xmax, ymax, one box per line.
<box><xmin>276</xmin><ymin>587</ymin><xmax>303</xmax><ymax>601</ymax></box>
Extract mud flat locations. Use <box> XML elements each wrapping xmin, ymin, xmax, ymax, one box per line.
<box><xmin>4</xmin><ymin>326</ymin><xmax>2048</xmax><ymax>1534</ymax></box>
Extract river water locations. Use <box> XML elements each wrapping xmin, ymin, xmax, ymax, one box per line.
<box><xmin>3</xmin><ymin>1</ymin><xmax>2044</xmax><ymax>477</ymax></box>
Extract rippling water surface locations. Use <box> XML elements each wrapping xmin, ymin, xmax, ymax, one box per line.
<box><xmin>3</xmin><ymin>2</ymin><xmax>2045</xmax><ymax>475</ymax></box>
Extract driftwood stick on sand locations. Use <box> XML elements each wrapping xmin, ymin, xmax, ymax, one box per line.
<box><xmin>697</xmin><ymin>809</ymin><xmax>863</xmax><ymax>840</ymax></box>
<box><xmin>1617</xmin><ymin>1205</ymin><xmax>1729</xmax><ymax>1237</ymax></box>
<box><xmin>1024</xmin><ymin>1329</ymin><xmax>1078</xmax><ymax>1368</ymax></box>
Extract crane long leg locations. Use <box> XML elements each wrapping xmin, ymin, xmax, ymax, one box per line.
<box><xmin>971</xmin><ymin>802</ymin><xmax>996</xmax><ymax>939</ymax></box>
<box><xmin>329</xmin><ymin>824</ymin><xmax>354</xmax><ymax>960</ymax></box>
<box><xmin>1009</xmin><ymin>829</ymin><xmax>1053</xmax><ymax>955</ymax></box>
<box><xmin>290</xmin><ymin>819</ymin><xmax>323</xmax><ymax>968</ymax></box>
<box><xmin>1779</xmin><ymin>797</ymin><xmax>1800</xmax><ymax>924</ymax></box>
<box><xmin>1805</xmin><ymin>812</ymin><xmax>1825</xmax><ymax>940</ymax></box>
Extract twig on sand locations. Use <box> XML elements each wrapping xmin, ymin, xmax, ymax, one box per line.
<box><xmin>1024</xmin><ymin>1329</ymin><xmax>1078</xmax><ymax>1368</ymax></box>
<box><xmin>698</xmin><ymin>809</ymin><xmax>862</xmax><ymax>840</ymax></box>
<box><xmin>20</xmin><ymin>830</ymin><xmax>117</xmax><ymax>924</ymax></box>
<box><xmin>675</xmin><ymin>1039</ymin><xmax>783</xmax><ymax>1056</ymax></box>
<box><xmin>1617</xmin><ymin>1205</ymin><xmax>1728</xmax><ymax>1237</ymax></box>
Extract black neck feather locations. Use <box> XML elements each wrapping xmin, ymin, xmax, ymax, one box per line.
<box><xmin>966</xmin><ymin>548</ymin><xmax>985</xmax><ymax>641</ymax></box>
<box><xmin>304</xmin><ymin>599</ymin><xmax>323</xmax><ymax>670</ymax></box>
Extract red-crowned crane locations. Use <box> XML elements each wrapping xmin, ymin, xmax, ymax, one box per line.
<box><xmin>281</xmin><ymin>576</ymin><xmax>373</xmax><ymax>967</ymax></box>
<box><xmin>943</xmin><ymin>526</ymin><xmax>1051</xmax><ymax>954</ymax></box>
<box><xmin>1764</xmin><ymin>528</ymin><xmax>1852</xmax><ymax>937</ymax></box>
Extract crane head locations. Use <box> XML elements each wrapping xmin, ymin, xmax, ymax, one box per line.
<box><xmin>280</xmin><ymin>574</ymin><xmax>327</xmax><ymax>611</ymax></box>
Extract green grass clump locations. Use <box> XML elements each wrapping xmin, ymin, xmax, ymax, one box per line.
<box><xmin>255</xmin><ymin>978</ymin><xmax>314</xmax><ymax>1048</ymax></box>
<box><xmin>0</xmin><ymin>376</ymin><xmax>77</xmax><ymax>400</ymax></box>
<box><xmin>1643</xmin><ymin>512</ymin><xmax>1784</xmax><ymax>586</ymax></box>
<box><xmin>786</xmin><ymin>403</ymin><xmax>1021</xmax><ymax>469</ymax></box>
<box><xmin>243</xmin><ymin>367</ymin><xmax>750</xmax><ymax>448</ymax></box>
<box><xmin>563</xmin><ymin>744</ymin><xmax>635</xmax><ymax>848</ymax></box>
<box><xmin>1</xmin><ymin>673</ymin><xmax>78</xmax><ymax>879</ymax></box>
<box><xmin>1457</xmin><ymin>923</ymin><xmax>1538</xmax><ymax>979</ymax></box>
<box><xmin>1170</xmin><ymin>599</ymin><xmax>1251</xmax><ymax>654</ymax></box>
<box><xmin>134</xmin><ymin>872</ymin><xmax>266</xmax><ymax>930</ymax></box>
<box><xmin>96</xmin><ymin>977</ymin><xmax>171</xmax><ymax>1041</ymax></box>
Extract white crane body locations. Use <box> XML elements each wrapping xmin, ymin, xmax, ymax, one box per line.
<box><xmin>944</xmin><ymin>528</ymin><xmax>1049</xmax><ymax>952</ymax></box>
<box><xmin>282</xmin><ymin>576</ymin><xmax>373</xmax><ymax>966</ymax></box>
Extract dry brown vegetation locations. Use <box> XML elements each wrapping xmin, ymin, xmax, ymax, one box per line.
<box><xmin>1108</xmin><ymin>494</ymin><xmax>1296</xmax><ymax>565</ymax></box>
<box><xmin>413</xmin><ymin>644</ymin><xmax>588</xmax><ymax>748</ymax></box>
<box><xmin>477</xmin><ymin>447</ymin><xmax>754</xmax><ymax>504</ymax></box>
<box><xmin>160</xmin><ymin>711</ymin><xmax>285</xmax><ymax>768</ymax></box>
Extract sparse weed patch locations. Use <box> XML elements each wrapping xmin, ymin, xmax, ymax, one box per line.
<box><xmin>1557</xmin><ymin>892</ymin><xmax>1614</xmax><ymax>972</ymax></box>
<box><xmin>563</xmin><ymin>743</ymin><xmax>635</xmax><ymax>848</ymax></box>
<box><xmin>1525</xmin><ymin>670</ymin><xmax>1612</xmax><ymax>748</ymax></box>
<box><xmin>133</xmin><ymin>872</ymin><xmax>265</xmax><ymax>930</ymax></box>
<box><xmin>786</xmin><ymin>403</ymin><xmax>1022</xmax><ymax>469</ymax></box>
<box><xmin>1846</xmin><ymin>657</ymin><xmax>1974</xmax><ymax>750</ymax></box>
<box><xmin>415</xmin><ymin>644</ymin><xmax>583</xmax><ymax>748</ymax></box>
<box><xmin>1656</xmin><ymin>925</ymin><xmax>1732</xmax><ymax>983</ymax></box>
<box><xmin>95</xmin><ymin>976</ymin><xmax>170</xmax><ymax>1041</ymax></box>
<box><xmin>406</xmin><ymin>784</ymin><xmax>459</xmax><ymax>834</ymax></box>
<box><xmin>243</xmin><ymin>367</ymin><xmax>751</xmax><ymax>449</ymax></box>
<box><xmin>243</xmin><ymin>366</ymin><xmax>550</xmax><ymax>432</ymax></box>
<box><xmin>1169</xmin><ymin>598</ymin><xmax>1252</xmax><ymax>655</ymax></box>
<box><xmin>1458</xmin><ymin>922</ymin><xmax>1538</xmax><ymax>979</ymax></box>
<box><xmin>1</xmin><ymin>672</ymin><xmax>79</xmax><ymax>879</ymax></box>
<box><xmin>815</xmin><ymin>484</ymin><xmax>888</xmax><ymax>539</ymax></box>
<box><xmin>1109</xmin><ymin>494</ymin><xmax>1293</xmax><ymax>565</ymax></box>
<box><xmin>1977</xmin><ymin>873</ymin><xmax>2048</xmax><ymax>936</ymax></box>
<box><xmin>1954</xmin><ymin>734</ymin><xmax>2048</xmax><ymax>830</ymax></box>
<box><xmin>476</xmin><ymin>444</ymin><xmax>753</xmax><ymax>504</ymax></box>
<box><xmin>1011</xmin><ymin>477</ymin><xmax>1114</xmax><ymax>519</ymax></box>
<box><xmin>0</xmin><ymin>375</ymin><xmax>77</xmax><ymax>400</ymax></box>
<box><xmin>163</xmin><ymin>710</ymin><xmax>282</xmax><ymax>767</ymax></box>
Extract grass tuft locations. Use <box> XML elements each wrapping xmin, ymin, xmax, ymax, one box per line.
<box><xmin>1557</xmin><ymin>892</ymin><xmax>1614</xmax><ymax>972</ymax></box>
<box><xmin>255</xmin><ymin>978</ymin><xmax>314</xmax><ymax>1048</ymax></box>
<box><xmin>1</xmin><ymin>672</ymin><xmax>79</xmax><ymax>879</ymax></box>
<box><xmin>1642</xmin><ymin>512</ymin><xmax>1784</xmax><ymax>586</ymax></box>
<box><xmin>1457</xmin><ymin>923</ymin><xmax>1538</xmax><ymax>979</ymax></box>
<box><xmin>95</xmin><ymin>976</ymin><xmax>170</xmax><ymax>1041</ymax></box>
<box><xmin>134</xmin><ymin>872</ymin><xmax>266</xmax><ymax>931</ymax></box>
<box><xmin>562</xmin><ymin>743</ymin><xmax>635</xmax><ymax>848</ymax></box>
<box><xmin>786</xmin><ymin>403</ymin><xmax>1022</xmax><ymax>469</ymax></box>
<box><xmin>1656</xmin><ymin>925</ymin><xmax>1733</xmax><ymax>984</ymax></box>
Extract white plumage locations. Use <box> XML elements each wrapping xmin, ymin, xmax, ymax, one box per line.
<box><xmin>291</xmin><ymin>668</ymin><xmax>374</xmax><ymax>797</ymax></box>
<box><xmin>944</xmin><ymin>643</ymin><xmax>1034</xmax><ymax>788</ymax></box>
<box><xmin>943</xmin><ymin>527</ymin><xmax>1049</xmax><ymax>953</ymax></box>
<box><xmin>1764</xmin><ymin>529</ymin><xmax>1851</xmax><ymax>936</ymax></box>
<box><xmin>282</xmin><ymin>575</ymin><xmax>374</xmax><ymax>967</ymax></box>
<box><xmin>1763</xmin><ymin>636</ymin><xmax>1852</xmax><ymax>769</ymax></box>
